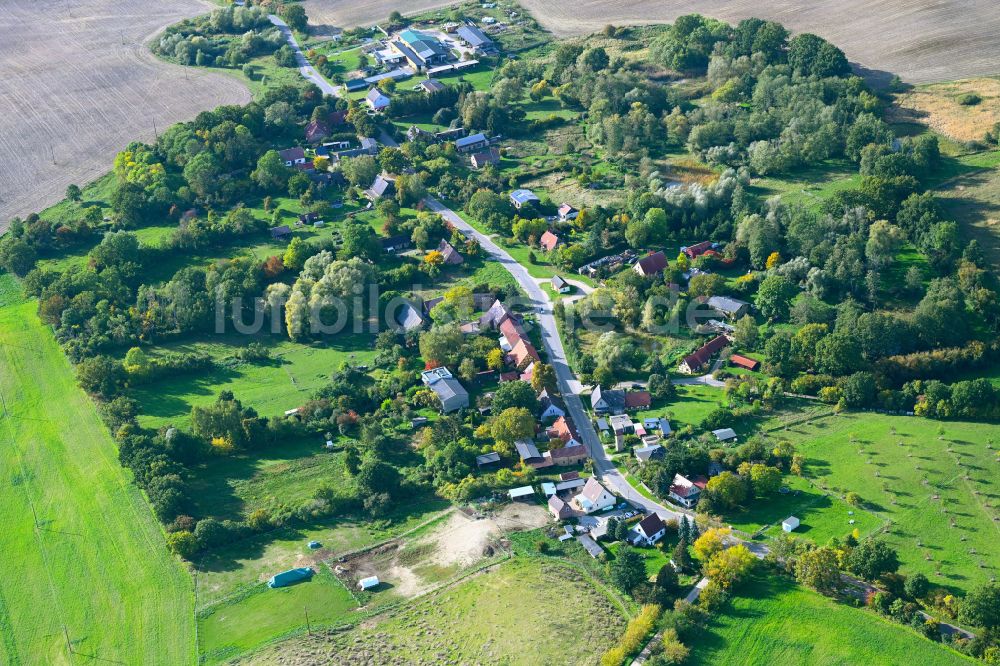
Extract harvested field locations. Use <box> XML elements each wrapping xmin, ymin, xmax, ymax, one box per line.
<box><xmin>892</xmin><ymin>78</ymin><xmax>1000</xmax><ymax>142</ymax></box>
<box><xmin>304</xmin><ymin>0</ymin><xmax>1000</xmax><ymax>84</ymax></box>
<box><xmin>0</xmin><ymin>0</ymin><xmax>250</xmax><ymax>230</ymax></box>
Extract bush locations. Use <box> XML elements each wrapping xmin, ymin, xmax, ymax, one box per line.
<box><xmin>957</xmin><ymin>93</ymin><xmax>982</xmax><ymax>106</ymax></box>
<box><xmin>601</xmin><ymin>604</ymin><xmax>662</xmax><ymax>666</ymax></box>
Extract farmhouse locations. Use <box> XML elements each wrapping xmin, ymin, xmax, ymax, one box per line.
<box><xmin>548</xmin><ymin>495</ymin><xmax>575</xmax><ymax>520</ymax></box>
<box><xmin>573</xmin><ymin>477</ymin><xmax>616</xmax><ymax>514</ymax></box>
<box><xmin>624</xmin><ymin>391</ymin><xmax>651</xmax><ymax>410</ymax></box>
<box><xmin>270</xmin><ymin>225</ymin><xmax>292</xmax><ymax>241</ymax></box>
<box><xmin>480</xmin><ymin>299</ymin><xmax>514</xmax><ymax>329</ymax></box>
<box><xmin>510</xmin><ymin>189</ymin><xmax>540</xmax><ymax>210</ymax></box>
<box><xmin>539</xmin><ymin>230</ymin><xmax>560</xmax><ymax>252</ymax></box>
<box><xmin>508</xmin><ymin>338</ymin><xmax>540</xmax><ymax>368</ymax></box>
<box><xmin>633</xmin><ymin>443</ymin><xmax>665</xmax><ymax>464</ymax></box>
<box><xmin>707</xmin><ymin>295</ymin><xmax>750</xmax><ymax>320</ymax></box>
<box><xmin>365</xmin><ymin>88</ymin><xmax>391</xmax><ymax>112</ymax></box>
<box><xmin>455</xmin><ymin>132</ymin><xmax>491</xmax><ymax>153</ymax></box>
<box><xmin>420</xmin><ymin>366</ymin><xmax>469</xmax><ymax>413</ymax></box>
<box><xmin>633</xmin><ymin>513</ymin><xmax>667</xmax><ymax>546</ymax></box>
<box><xmin>470</xmin><ymin>146</ymin><xmax>500</xmax><ymax>169</ymax></box>
<box><xmin>391</xmin><ymin>29</ymin><xmax>450</xmax><ymax>71</ymax></box>
<box><xmin>643</xmin><ymin>417</ymin><xmax>672</xmax><ymax>437</ymax></box>
<box><xmin>679</xmin><ymin>335</ymin><xmax>729</xmax><ymax>374</ymax></box>
<box><xmin>591</xmin><ymin>385</ymin><xmax>626</xmax><ymax>415</ymax></box>
<box><xmin>558</xmin><ymin>203</ymin><xmax>579</xmax><ymax>222</ymax></box>
<box><xmin>538</xmin><ymin>389</ymin><xmax>566</xmax><ymax>420</ymax></box>
<box><xmin>633</xmin><ymin>251</ymin><xmax>667</xmax><ymax>277</ymax></box>
<box><xmin>437</xmin><ymin>239</ymin><xmax>464</xmax><ymax>265</ymax></box>
<box><xmin>546</xmin><ymin>442</ymin><xmax>588</xmax><ymax>466</ymax></box>
<box><xmin>551</xmin><ymin>275</ymin><xmax>571</xmax><ymax>293</ymax></box>
<box><xmin>668</xmin><ymin>474</ymin><xmax>707</xmax><ymax>509</ymax></box>
<box><xmin>547</xmin><ymin>415</ymin><xmax>575</xmax><ymax>443</ymax></box>
<box><xmin>278</xmin><ymin>147</ymin><xmax>306</xmax><ymax>166</ymax></box>
<box><xmin>305</xmin><ymin>120</ymin><xmax>330</xmax><ymax>144</ymax></box>
<box><xmin>381</xmin><ymin>233</ymin><xmax>411</xmax><ymax>254</ymax></box>
<box><xmin>730</xmin><ymin>354</ymin><xmax>760</xmax><ymax>371</ymax></box>
<box><xmin>366</xmin><ymin>174</ymin><xmax>396</xmax><ymax>200</ymax></box>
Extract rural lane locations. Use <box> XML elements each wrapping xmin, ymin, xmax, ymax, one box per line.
<box><xmin>269</xmin><ymin>15</ymin><xmax>340</xmax><ymax>95</ymax></box>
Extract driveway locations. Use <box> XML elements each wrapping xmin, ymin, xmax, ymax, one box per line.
<box><xmin>269</xmin><ymin>15</ymin><xmax>340</xmax><ymax>96</ymax></box>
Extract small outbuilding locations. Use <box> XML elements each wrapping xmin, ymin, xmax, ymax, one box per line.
<box><xmin>359</xmin><ymin>575</ymin><xmax>380</xmax><ymax>590</ymax></box>
<box><xmin>782</xmin><ymin>516</ymin><xmax>800</xmax><ymax>532</ymax></box>
<box><xmin>268</xmin><ymin>567</ymin><xmax>314</xmax><ymax>588</ymax></box>
<box><xmin>509</xmin><ymin>485</ymin><xmax>536</xmax><ymax>502</ymax></box>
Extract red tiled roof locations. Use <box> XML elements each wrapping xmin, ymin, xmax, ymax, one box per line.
<box><xmin>730</xmin><ymin>354</ymin><xmax>760</xmax><ymax>370</ymax></box>
<box><xmin>682</xmin><ymin>335</ymin><xmax>729</xmax><ymax>371</ymax></box>
<box><xmin>499</xmin><ymin>317</ymin><xmax>525</xmax><ymax>347</ymax></box>
<box><xmin>684</xmin><ymin>241</ymin><xmax>713</xmax><ymax>259</ymax></box>
<box><xmin>540</xmin><ymin>230</ymin><xmax>560</xmax><ymax>252</ymax></box>
<box><xmin>624</xmin><ymin>391</ymin><xmax>651</xmax><ymax>409</ymax></box>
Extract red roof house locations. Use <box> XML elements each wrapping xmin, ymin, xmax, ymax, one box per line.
<box><xmin>540</xmin><ymin>230</ymin><xmax>560</xmax><ymax>252</ymax></box>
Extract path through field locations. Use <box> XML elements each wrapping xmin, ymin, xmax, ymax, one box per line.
<box><xmin>303</xmin><ymin>0</ymin><xmax>1000</xmax><ymax>84</ymax></box>
<box><xmin>0</xmin><ymin>281</ymin><xmax>195</xmax><ymax>664</ymax></box>
<box><xmin>0</xmin><ymin>0</ymin><xmax>251</xmax><ymax>231</ymax></box>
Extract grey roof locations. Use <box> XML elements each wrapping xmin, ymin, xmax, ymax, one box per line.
<box><xmin>476</xmin><ymin>452</ymin><xmax>501</xmax><ymax>466</ymax></box>
<box><xmin>396</xmin><ymin>303</ymin><xmax>425</xmax><ymax>331</ymax></box>
<box><xmin>713</xmin><ymin>427</ymin><xmax>738</xmax><ymax>441</ymax></box>
<box><xmin>430</xmin><ymin>376</ymin><xmax>468</xmax><ymax>410</ymax></box>
<box><xmin>366</xmin><ymin>88</ymin><xmax>390</xmax><ymax>105</ymax></box>
<box><xmin>369</xmin><ymin>174</ymin><xmax>395</xmax><ymax>198</ymax></box>
<box><xmin>510</xmin><ymin>189</ymin><xmax>539</xmax><ymax>206</ymax></box>
<box><xmin>456</xmin><ymin>24</ymin><xmax>493</xmax><ymax>48</ymax></box>
<box><xmin>420</xmin><ymin>78</ymin><xmax>446</xmax><ymax>93</ymax></box>
<box><xmin>515</xmin><ymin>440</ymin><xmax>542</xmax><ymax>461</ymax></box>
<box><xmin>555</xmin><ymin>478</ymin><xmax>585</xmax><ymax>492</ymax></box>
<box><xmin>278</xmin><ymin>147</ymin><xmax>305</xmax><ymax>162</ymax></box>
<box><xmin>456</xmin><ymin>132</ymin><xmax>489</xmax><ymax>149</ymax></box>
<box><xmin>633</xmin><ymin>444</ymin><xmax>665</xmax><ymax>462</ymax></box>
<box><xmin>591</xmin><ymin>385</ymin><xmax>626</xmax><ymax>413</ymax></box>
<box><xmin>577</xmin><ymin>534</ymin><xmax>604</xmax><ymax>558</ymax></box>
<box><xmin>551</xmin><ymin>275</ymin><xmax>568</xmax><ymax>289</ymax></box>
<box><xmin>707</xmin><ymin>295</ymin><xmax>749</xmax><ymax>314</ymax></box>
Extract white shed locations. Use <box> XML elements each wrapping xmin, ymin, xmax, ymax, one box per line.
<box><xmin>782</xmin><ymin>516</ymin><xmax>800</xmax><ymax>532</ymax></box>
<box><xmin>359</xmin><ymin>576</ymin><xmax>380</xmax><ymax>590</ymax></box>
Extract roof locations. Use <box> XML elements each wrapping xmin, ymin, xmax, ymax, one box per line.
<box><xmin>305</xmin><ymin>120</ymin><xmax>329</xmax><ymax>142</ymax></box>
<box><xmin>508</xmin><ymin>485</ymin><xmax>535</xmax><ymax>499</ymax></box>
<box><xmin>359</xmin><ymin>575</ymin><xmax>380</xmax><ymax>589</ymax></box>
<box><xmin>637</xmin><ymin>513</ymin><xmax>666</xmax><ymax>537</ymax></box>
<box><xmin>591</xmin><ymin>385</ymin><xmax>626</xmax><ymax>413</ymax></box>
<box><xmin>470</xmin><ymin>146</ymin><xmax>500</xmax><ymax>167</ymax></box>
<box><xmin>558</xmin><ymin>203</ymin><xmax>577</xmax><ymax>217</ymax></box>
<box><xmin>624</xmin><ymin>391</ymin><xmax>651</xmax><ymax>409</ymax></box>
<box><xmin>456</xmin><ymin>132</ymin><xmax>489</xmax><ymax>149</ymax></box>
<box><xmin>508</xmin><ymin>338</ymin><xmax>540</xmax><ymax>367</ymax></box>
<box><xmin>541</xmin><ymin>482</ymin><xmax>557</xmax><ymax>496</ymax></box>
<box><xmin>549</xmin><ymin>443</ymin><xmax>587</xmax><ymax>460</ymax></box>
<box><xmin>381</xmin><ymin>233</ymin><xmax>410</xmax><ymax>250</ymax></box>
<box><xmin>539</xmin><ymin>230</ymin><xmax>560</xmax><ymax>251</ymax></box>
<box><xmin>730</xmin><ymin>354</ymin><xmax>760</xmax><ymax>370</ymax></box>
<box><xmin>681</xmin><ymin>335</ymin><xmax>729</xmax><ymax>371</ymax></box>
<box><xmin>499</xmin><ymin>316</ymin><xmax>526</xmax><ymax>346</ymax></box>
<box><xmin>419</xmin><ymin>78</ymin><xmax>446</xmax><ymax>93</ymax></box>
<box><xmin>577</xmin><ymin>534</ymin><xmax>604</xmax><ymax>558</ymax></box>
<box><xmin>480</xmin><ymin>299</ymin><xmax>513</xmax><ymax>328</ymax></box>
<box><xmin>396</xmin><ymin>303</ymin><xmax>425</xmax><ymax>331</ymax></box>
<box><xmin>669</xmin><ymin>474</ymin><xmax>702</xmax><ymax>499</ymax></box>
<box><xmin>560</xmin><ymin>471</ymin><xmax>580</xmax><ymax>481</ymax></box>
<box><xmin>398</xmin><ymin>29</ymin><xmax>449</xmax><ymax>61</ymax></box>
<box><xmin>268</xmin><ymin>567</ymin><xmax>313</xmax><ymax>587</ymax></box>
<box><xmin>366</xmin><ymin>88</ymin><xmax>390</xmax><ymax>106</ymax></box>
<box><xmin>476</xmin><ymin>451</ymin><xmax>501</xmax><ymax>466</ymax></box>
<box><xmin>580</xmin><ymin>477</ymin><xmax>609</xmax><ymax>504</ymax></box>
<box><xmin>707</xmin><ymin>295</ymin><xmax>749</xmax><ymax>314</ymax></box>
<box><xmin>278</xmin><ymin>147</ymin><xmax>305</xmax><ymax>162</ymax></box>
<box><xmin>437</xmin><ymin>239</ymin><xmax>463</xmax><ymax>265</ymax></box>
<box><xmin>548</xmin><ymin>495</ymin><xmax>573</xmax><ymax>518</ymax></box>
<box><xmin>270</xmin><ymin>225</ymin><xmax>292</xmax><ymax>239</ymax></box>
<box><xmin>634</xmin><ymin>251</ymin><xmax>668</xmax><ymax>275</ymax></box>
<box><xmin>713</xmin><ymin>427</ymin><xmax>738</xmax><ymax>441</ymax></box>
<box><xmin>368</xmin><ymin>174</ymin><xmax>396</xmax><ymax>198</ymax></box>
<box><xmin>551</xmin><ymin>275</ymin><xmax>568</xmax><ymax>289</ymax></box>
<box><xmin>510</xmin><ymin>189</ymin><xmax>540</xmax><ymax>206</ymax></box>
<box><xmin>633</xmin><ymin>444</ymin><xmax>664</xmax><ymax>462</ymax></box>
<box><xmin>783</xmin><ymin>516</ymin><xmax>800</xmax><ymax>526</ymax></box>
<box><xmin>684</xmin><ymin>240</ymin><xmax>714</xmax><ymax>258</ymax></box>
<box><xmin>515</xmin><ymin>440</ymin><xmax>542</xmax><ymax>461</ymax></box>
<box><xmin>456</xmin><ymin>24</ymin><xmax>493</xmax><ymax>48</ymax></box>
<box><xmin>555</xmin><ymin>478</ymin><xmax>585</xmax><ymax>492</ymax></box>
<box><xmin>548</xmin><ymin>415</ymin><xmax>574</xmax><ymax>441</ymax></box>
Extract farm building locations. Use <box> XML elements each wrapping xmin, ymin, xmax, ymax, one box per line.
<box><xmin>510</xmin><ymin>189</ymin><xmax>540</xmax><ymax>209</ymax></box>
<box><xmin>470</xmin><ymin>146</ymin><xmax>501</xmax><ymax>169</ymax></box>
<box><xmin>633</xmin><ymin>443</ymin><xmax>665</xmax><ymax>464</ymax></box>
<box><xmin>782</xmin><ymin>516</ymin><xmax>801</xmax><ymax>532</ymax></box>
<box><xmin>509</xmin><ymin>485</ymin><xmax>536</xmax><ymax>502</ymax></box>
<box><xmin>730</xmin><ymin>354</ymin><xmax>760</xmax><ymax>371</ymax></box>
<box><xmin>515</xmin><ymin>439</ymin><xmax>544</xmax><ymax>465</ymax></box>
<box><xmin>359</xmin><ymin>576</ymin><xmax>380</xmax><ymax>590</ymax></box>
<box><xmin>476</xmin><ymin>451</ymin><xmax>501</xmax><ymax>468</ymax></box>
<box><xmin>366</xmin><ymin>174</ymin><xmax>396</xmax><ymax>200</ymax></box>
<box><xmin>268</xmin><ymin>567</ymin><xmax>314</xmax><ymax>588</ymax></box>
<box><xmin>633</xmin><ymin>251</ymin><xmax>667</xmax><ymax>276</ymax></box>
<box><xmin>395</xmin><ymin>302</ymin><xmax>425</xmax><ymax>332</ymax></box>
<box><xmin>538</xmin><ymin>389</ymin><xmax>566</xmax><ymax>420</ymax></box>
<box><xmin>418</xmin><ymin>78</ymin><xmax>446</xmax><ymax>93</ymax></box>
<box><xmin>712</xmin><ymin>428</ymin><xmax>738</xmax><ymax>443</ymax></box>
<box><xmin>278</xmin><ymin>147</ymin><xmax>306</xmax><ymax>166</ymax></box>
<box><xmin>391</xmin><ymin>29</ymin><xmax>450</xmax><ymax>70</ymax></box>
<box><xmin>420</xmin><ymin>366</ymin><xmax>469</xmax><ymax>413</ymax></box>
<box><xmin>456</xmin><ymin>24</ymin><xmax>496</xmax><ymax>53</ymax></box>
<box><xmin>437</xmin><ymin>239</ymin><xmax>464</xmax><ymax>265</ymax></box>
<box><xmin>591</xmin><ymin>385</ymin><xmax>626</xmax><ymax>415</ymax></box>
<box><xmin>546</xmin><ymin>442</ymin><xmax>588</xmax><ymax>466</ymax></box>
<box><xmin>679</xmin><ymin>335</ymin><xmax>729</xmax><ymax>374</ymax></box>
<box><xmin>455</xmin><ymin>132</ymin><xmax>491</xmax><ymax>153</ymax></box>
<box><xmin>577</xmin><ymin>534</ymin><xmax>604</xmax><ymax>559</ymax></box>
<box><xmin>548</xmin><ymin>495</ymin><xmax>574</xmax><ymax>520</ymax></box>
<box><xmin>558</xmin><ymin>203</ymin><xmax>578</xmax><ymax>221</ymax></box>
<box><xmin>381</xmin><ymin>233</ymin><xmax>411</xmax><ymax>254</ymax></box>
<box><xmin>707</xmin><ymin>295</ymin><xmax>750</xmax><ymax>320</ymax></box>
<box><xmin>682</xmin><ymin>241</ymin><xmax>715</xmax><ymax>259</ymax></box>
<box><xmin>270</xmin><ymin>225</ymin><xmax>292</xmax><ymax>241</ymax></box>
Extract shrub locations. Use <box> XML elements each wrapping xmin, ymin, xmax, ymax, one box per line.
<box><xmin>600</xmin><ymin>604</ymin><xmax>662</xmax><ymax>666</ymax></box>
<box><xmin>957</xmin><ymin>93</ymin><xmax>982</xmax><ymax>106</ymax></box>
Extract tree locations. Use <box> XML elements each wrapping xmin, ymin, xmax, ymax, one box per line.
<box><xmin>66</xmin><ymin>183</ymin><xmax>82</xmax><ymax>201</ymax></box>
<box><xmin>905</xmin><ymin>573</ymin><xmax>930</xmax><ymax>600</ymax></box>
<box><xmin>706</xmin><ymin>544</ymin><xmax>756</xmax><ymax>588</ymax></box>
<box><xmin>531</xmin><ymin>363</ymin><xmax>557</xmax><ymax>394</ymax></box>
<box><xmin>608</xmin><ymin>545</ymin><xmax>646</xmax><ymax>593</ymax></box>
<box><xmin>580</xmin><ymin>47</ymin><xmax>610</xmax><ymax>71</ymax></box>
<box><xmin>705</xmin><ymin>472</ymin><xmax>748</xmax><ymax>509</ymax></box>
<box><xmin>672</xmin><ymin>538</ymin><xmax>692</xmax><ymax>572</ymax></box>
<box><xmin>183</xmin><ymin>151</ymin><xmax>221</xmax><ymax>199</ymax></box>
<box><xmin>732</xmin><ymin>315</ymin><xmax>759</xmax><ymax>350</ymax></box>
<box><xmin>846</xmin><ymin>539</ymin><xmax>899</xmax><ymax>581</ymax></box>
<box><xmin>491</xmin><ymin>407</ymin><xmax>535</xmax><ymax>444</ymax></box>
<box><xmin>76</xmin><ymin>355</ymin><xmax>124</xmax><ymax>398</ymax></box>
<box><xmin>166</xmin><ymin>531</ymin><xmax>198</xmax><ymax>559</ymax></box>
<box><xmin>418</xmin><ymin>324</ymin><xmax>464</xmax><ymax>367</ymax></box>
<box><xmin>748</xmin><ymin>464</ymin><xmax>781</xmax><ymax>496</ymax></box>
<box><xmin>795</xmin><ymin>546</ymin><xmax>840</xmax><ymax>594</ymax></box>
<box><xmin>755</xmin><ymin>274</ymin><xmax>796</xmax><ymax>320</ymax></box>
<box><xmin>491</xmin><ymin>380</ymin><xmax>536</xmax><ymax>413</ymax></box>
<box><xmin>356</xmin><ymin>458</ymin><xmax>401</xmax><ymax>499</ymax></box>
<box><xmin>253</xmin><ymin>150</ymin><xmax>292</xmax><ymax>191</ymax></box>
<box><xmin>281</xmin><ymin>4</ymin><xmax>309</xmax><ymax>32</ymax></box>
<box><xmin>692</xmin><ymin>527</ymin><xmax>730</xmax><ymax>562</ymax></box>
<box><xmin>959</xmin><ymin>583</ymin><xmax>1000</xmax><ymax>628</ymax></box>
<box><xmin>486</xmin><ymin>348</ymin><xmax>505</xmax><ymax>371</ymax></box>
<box><xmin>0</xmin><ymin>238</ymin><xmax>37</xmax><ymax>276</ymax></box>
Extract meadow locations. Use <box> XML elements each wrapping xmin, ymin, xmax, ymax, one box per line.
<box><xmin>0</xmin><ymin>276</ymin><xmax>195</xmax><ymax>664</ymax></box>
<box><xmin>782</xmin><ymin>412</ymin><xmax>999</xmax><ymax>594</ymax></box>
<box><xmin>689</xmin><ymin>575</ymin><xmax>973</xmax><ymax>665</ymax></box>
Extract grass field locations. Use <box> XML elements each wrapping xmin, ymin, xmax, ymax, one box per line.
<box><xmin>689</xmin><ymin>575</ymin><xmax>973</xmax><ymax>665</ymax></box>
<box><xmin>238</xmin><ymin>557</ymin><xmax>628</xmax><ymax>665</ymax></box>
<box><xmin>781</xmin><ymin>412</ymin><xmax>999</xmax><ymax>594</ymax></box>
<box><xmin>0</xmin><ymin>276</ymin><xmax>195</xmax><ymax>664</ymax></box>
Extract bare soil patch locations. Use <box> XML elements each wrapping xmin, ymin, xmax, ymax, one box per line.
<box><xmin>0</xmin><ymin>0</ymin><xmax>250</xmax><ymax>229</ymax></box>
<box><xmin>892</xmin><ymin>78</ymin><xmax>1000</xmax><ymax>142</ymax></box>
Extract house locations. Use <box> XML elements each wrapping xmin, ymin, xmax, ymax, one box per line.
<box><xmin>551</xmin><ymin>275</ymin><xmax>571</xmax><ymax>293</ymax></box>
<box><xmin>679</xmin><ymin>335</ymin><xmax>729</xmax><ymax>374</ymax></box>
<box><xmin>609</xmin><ymin>414</ymin><xmax>634</xmax><ymax>436</ymax></box>
<box><xmin>577</xmin><ymin>534</ymin><xmax>604</xmax><ymax>558</ymax></box>
<box><xmin>508</xmin><ymin>338</ymin><xmax>540</xmax><ymax>368</ymax></box>
<box><xmin>418</xmin><ymin>78</ymin><xmax>446</xmax><ymax>93</ymax></box>
<box><xmin>633</xmin><ymin>443</ymin><xmax>665</xmax><ymax>464</ymax></box>
<box><xmin>712</xmin><ymin>427</ymin><xmax>738</xmax><ymax>443</ymax></box>
<box><xmin>421</xmin><ymin>296</ymin><xmax>444</xmax><ymax>316</ymax></box>
<box><xmin>436</xmin><ymin>127</ymin><xmax>467</xmax><ymax>142</ymax></box>
<box><xmin>633</xmin><ymin>513</ymin><xmax>667</xmax><ymax>546</ymax></box>
<box><xmin>380</xmin><ymin>233</ymin><xmax>411</xmax><ymax>253</ymax></box>
<box><xmin>480</xmin><ymin>299</ymin><xmax>514</xmax><ymax>329</ymax></box>
<box><xmin>366</xmin><ymin>174</ymin><xmax>396</xmax><ymax>200</ymax></box>
<box><xmin>668</xmin><ymin>474</ymin><xmax>707</xmax><ymax>509</ymax></box>
<box><xmin>633</xmin><ymin>251</ymin><xmax>668</xmax><ymax>277</ymax></box>
<box><xmin>539</xmin><ymin>230</ymin><xmax>560</xmax><ymax>252</ymax></box>
<box><xmin>365</xmin><ymin>88</ymin><xmax>391</xmax><ymax>112</ymax></box>
<box><xmin>509</xmin><ymin>189</ymin><xmax>540</xmax><ymax>210</ymax></box>
<box><xmin>391</xmin><ymin>29</ymin><xmax>450</xmax><ymax>70</ymax></box>
<box><xmin>420</xmin><ymin>366</ymin><xmax>469</xmax><ymax>413</ymax></box>
<box><xmin>591</xmin><ymin>385</ymin><xmax>626</xmax><ymax>415</ymax></box>
<box><xmin>359</xmin><ymin>576</ymin><xmax>380</xmax><ymax>590</ymax></box>
<box><xmin>410</xmin><ymin>417</ymin><xmax>428</xmax><ymax>428</ymax></box>
<box><xmin>707</xmin><ymin>295</ymin><xmax>750</xmax><ymax>320</ymax></box>
<box><xmin>624</xmin><ymin>391</ymin><xmax>651</xmax><ymax>410</ymax></box>
<box><xmin>547</xmin><ymin>443</ymin><xmax>588</xmax><ymax>466</ymax></box>
<box><xmin>682</xmin><ymin>241</ymin><xmax>714</xmax><ymax>260</ymax></box>
<box><xmin>268</xmin><ymin>567</ymin><xmax>313</xmax><ymax>588</ymax></box>
<box><xmin>455</xmin><ymin>132</ymin><xmax>490</xmax><ymax>153</ymax></box>
<box><xmin>509</xmin><ymin>485</ymin><xmax>535</xmax><ymax>502</ymax></box>
<box><xmin>278</xmin><ymin>147</ymin><xmax>306</xmax><ymax>166</ymax></box>
<box><xmin>782</xmin><ymin>516</ymin><xmax>800</xmax><ymax>532</ymax></box>
<box><xmin>395</xmin><ymin>302</ymin><xmax>425</xmax><ymax>332</ymax></box>
<box><xmin>437</xmin><ymin>239</ymin><xmax>464</xmax><ymax>265</ymax></box>
<box><xmin>456</xmin><ymin>24</ymin><xmax>496</xmax><ymax>53</ymax></box>
<box><xmin>498</xmin><ymin>316</ymin><xmax>527</xmax><ymax>347</ymax></box>
<box><xmin>515</xmin><ymin>439</ymin><xmax>544</xmax><ymax>465</ymax></box>
<box><xmin>548</xmin><ymin>495</ymin><xmax>575</xmax><ymax>520</ymax></box>
<box><xmin>305</xmin><ymin>120</ymin><xmax>330</xmax><ymax>144</ymax></box>
<box><xmin>538</xmin><ymin>389</ymin><xmax>566</xmax><ymax>420</ymax></box>
<box><xmin>270</xmin><ymin>225</ymin><xmax>292</xmax><ymax>241</ymax></box>
<box><xmin>476</xmin><ymin>451</ymin><xmax>502</xmax><ymax>468</ymax></box>
<box><xmin>470</xmin><ymin>146</ymin><xmax>500</xmax><ymax>169</ymax></box>
<box><xmin>547</xmin><ymin>415</ymin><xmax>575</xmax><ymax>443</ymax></box>
<box><xmin>558</xmin><ymin>203</ymin><xmax>579</xmax><ymax>222</ymax></box>
<box><xmin>730</xmin><ymin>354</ymin><xmax>760</xmax><ymax>371</ymax></box>
<box><xmin>573</xmin><ymin>477</ymin><xmax>616</xmax><ymax>514</ymax></box>
<box><xmin>407</xmin><ymin>125</ymin><xmax>435</xmax><ymax>142</ymax></box>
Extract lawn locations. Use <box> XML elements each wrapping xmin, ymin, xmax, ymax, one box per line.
<box><xmin>782</xmin><ymin>412</ymin><xmax>1000</xmax><ymax>594</ymax></box>
<box><xmin>237</xmin><ymin>558</ymin><xmax>629</xmax><ymax>665</ymax></box>
<box><xmin>199</xmin><ymin>564</ymin><xmax>361</xmax><ymax>664</ymax></box>
<box><xmin>0</xmin><ymin>278</ymin><xmax>195</xmax><ymax>664</ymax></box>
<box><xmin>689</xmin><ymin>575</ymin><xmax>973</xmax><ymax>665</ymax></box>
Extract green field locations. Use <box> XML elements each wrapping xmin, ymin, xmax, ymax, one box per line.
<box><xmin>238</xmin><ymin>558</ymin><xmax>628</xmax><ymax>665</ymax></box>
<box><xmin>689</xmin><ymin>575</ymin><xmax>973</xmax><ymax>665</ymax></box>
<box><xmin>783</xmin><ymin>412</ymin><xmax>999</xmax><ymax>593</ymax></box>
<box><xmin>0</xmin><ymin>279</ymin><xmax>195</xmax><ymax>664</ymax></box>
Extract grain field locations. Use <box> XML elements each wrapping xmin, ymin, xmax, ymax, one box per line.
<box><xmin>0</xmin><ymin>0</ymin><xmax>251</xmax><ymax>231</ymax></box>
<box><xmin>304</xmin><ymin>0</ymin><xmax>1000</xmax><ymax>85</ymax></box>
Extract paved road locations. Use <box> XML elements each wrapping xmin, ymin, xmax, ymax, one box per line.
<box><xmin>269</xmin><ymin>15</ymin><xmax>340</xmax><ymax>96</ymax></box>
<box><xmin>424</xmin><ymin>196</ymin><xmax>687</xmax><ymax>523</ymax></box>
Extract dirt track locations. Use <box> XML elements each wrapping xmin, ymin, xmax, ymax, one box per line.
<box><xmin>0</xmin><ymin>0</ymin><xmax>250</xmax><ymax>230</ymax></box>
<box><xmin>304</xmin><ymin>0</ymin><xmax>1000</xmax><ymax>85</ymax></box>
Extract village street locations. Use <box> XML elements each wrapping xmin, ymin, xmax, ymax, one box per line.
<box><xmin>269</xmin><ymin>15</ymin><xmax>340</xmax><ymax>95</ymax></box>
